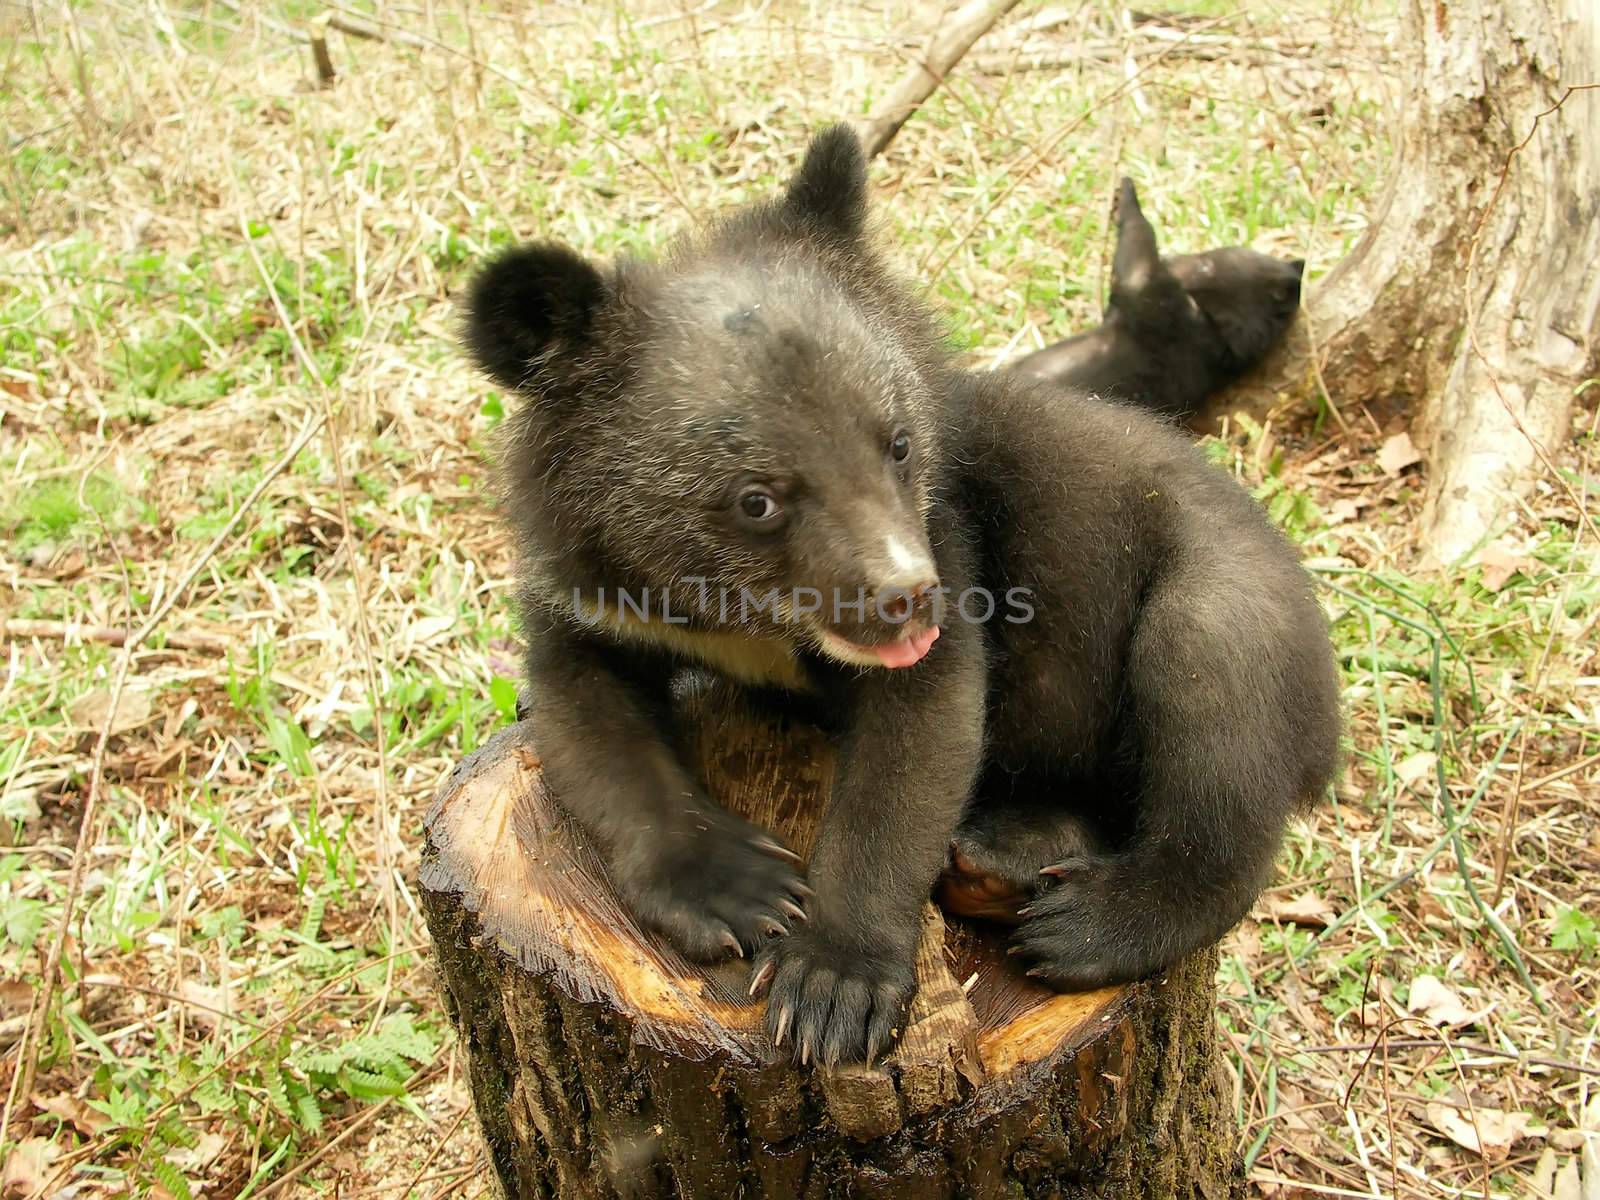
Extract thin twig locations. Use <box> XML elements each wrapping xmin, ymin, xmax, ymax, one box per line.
<box><xmin>1293</xmin><ymin>1038</ymin><xmax>1600</xmax><ymax>1078</ymax></box>
<box><xmin>1</xmin><ymin>618</ymin><xmax>233</xmax><ymax>652</ymax></box>
<box><xmin>917</xmin><ymin>12</ymin><xmax>1238</xmax><ymax>284</ymax></box>
<box><xmin>1518</xmin><ymin>750</ymin><xmax>1600</xmax><ymax>796</ymax></box>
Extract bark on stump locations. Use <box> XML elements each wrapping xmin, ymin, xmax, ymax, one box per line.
<box><xmin>418</xmin><ymin>685</ymin><xmax>1242</xmax><ymax>1199</ymax></box>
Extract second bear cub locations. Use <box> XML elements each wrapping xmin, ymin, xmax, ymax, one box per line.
<box><xmin>1010</xmin><ymin>177</ymin><xmax>1305</xmax><ymax>420</ymax></box>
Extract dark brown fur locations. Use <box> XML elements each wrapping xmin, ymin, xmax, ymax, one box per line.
<box><xmin>462</xmin><ymin>127</ymin><xmax>1340</xmax><ymax>1066</ymax></box>
<box><xmin>1010</xmin><ymin>178</ymin><xmax>1304</xmax><ymax>421</ymax></box>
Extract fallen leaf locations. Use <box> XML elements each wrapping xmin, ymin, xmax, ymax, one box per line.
<box><xmin>1254</xmin><ymin>428</ymin><xmax>1278</xmax><ymax>467</ymax></box>
<box><xmin>161</xmin><ymin>695</ymin><xmax>199</xmax><ymax>743</ymax></box>
<box><xmin>1475</xmin><ymin>542</ymin><xmax>1534</xmax><ymax>592</ymax></box>
<box><xmin>0</xmin><ymin>979</ymin><xmax>32</xmax><ymax>1014</ymax></box>
<box><xmin>1532</xmin><ymin>1146</ymin><xmax>1559</xmax><ymax>1195</ymax></box>
<box><xmin>169</xmin><ymin>1130</ymin><xmax>227</xmax><ymax>1170</ymax></box>
<box><xmin>48</xmin><ymin>548</ymin><xmax>87</xmax><ymax>579</ymax></box>
<box><xmin>1396</xmin><ymin>751</ymin><xmax>1438</xmax><ymax>787</ymax></box>
<box><xmin>32</xmin><ymin>1091</ymin><xmax>108</xmax><ymax>1137</ymax></box>
<box><xmin>1378</xmin><ymin>430</ymin><xmax>1422</xmax><ymax>476</ymax></box>
<box><xmin>1416</xmin><ymin>891</ymin><xmax>1455</xmax><ymax>928</ymax></box>
<box><xmin>1580</xmin><ymin>1094</ymin><xmax>1599</xmax><ymax>1200</ymax></box>
<box><xmin>1260</xmin><ymin>892</ymin><xmax>1335</xmax><ymax>928</ymax></box>
<box><xmin>178</xmin><ymin>979</ymin><xmax>233</xmax><ymax>1034</ymax></box>
<box><xmin>1231</xmin><ymin>919</ymin><xmax>1263</xmax><ymax>962</ymax></box>
<box><xmin>0</xmin><ymin>1138</ymin><xmax>56</xmax><ymax>1197</ymax></box>
<box><xmin>1337</xmin><ymin>805</ymin><xmax>1375</xmax><ymax>832</ymax></box>
<box><xmin>1407</xmin><ymin>974</ymin><xmax>1487</xmax><ymax>1028</ymax></box>
<box><xmin>404</xmin><ymin>614</ymin><xmax>455</xmax><ymax>648</ymax></box>
<box><xmin>1550</xmin><ymin>1157</ymin><xmax>1581</xmax><ymax>1200</ymax></box>
<box><xmin>1424</xmin><ymin>1099</ymin><xmax>1538</xmax><ymax>1160</ymax></box>
<box><xmin>1325</xmin><ymin>497</ymin><xmax>1364</xmax><ymax>525</ymax></box>
<box><xmin>69</xmin><ymin>685</ymin><xmax>153</xmax><ymax>735</ymax></box>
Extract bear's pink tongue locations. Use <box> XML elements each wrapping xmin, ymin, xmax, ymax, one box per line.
<box><xmin>872</xmin><ymin>625</ymin><xmax>941</xmax><ymax>668</ymax></box>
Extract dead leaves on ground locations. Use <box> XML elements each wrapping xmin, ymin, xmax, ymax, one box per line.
<box><xmin>1405</xmin><ymin>974</ymin><xmax>1492</xmax><ymax>1029</ymax></box>
<box><xmin>1</xmin><ymin>1138</ymin><xmax>58</xmax><ymax>1198</ymax></box>
<box><xmin>1259</xmin><ymin>891</ymin><xmax>1337</xmax><ymax>928</ymax></box>
<box><xmin>1376</xmin><ymin>429</ymin><xmax>1422</xmax><ymax>477</ymax></box>
<box><xmin>68</xmin><ymin>684</ymin><xmax>154</xmax><ymax>736</ymax></box>
<box><xmin>1423</xmin><ymin>1094</ymin><xmax>1541</xmax><ymax>1162</ymax></box>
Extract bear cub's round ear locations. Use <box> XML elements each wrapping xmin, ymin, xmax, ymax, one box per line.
<box><xmin>781</xmin><ymin>124</ymin><xmax>868</xmax><ymax>243</ymax></box>
<box><xmin>463</xmin><ymin>243</ymin><xmax>608</xmax><ymax>393</ymax></box>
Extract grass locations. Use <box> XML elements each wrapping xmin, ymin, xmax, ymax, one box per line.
<box><xmin>2</xmin><ymin>0</ymin><xmax>1596</xmax><ymax>1196</ymax></box>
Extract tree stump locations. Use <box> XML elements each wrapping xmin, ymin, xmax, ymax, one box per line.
<box><xmin>418</xmin><ymin>683</ymin><xmax>1243</xmax><ymax>1199</ymax></box>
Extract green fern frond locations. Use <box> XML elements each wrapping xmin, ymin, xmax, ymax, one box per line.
<box><xmin>338</xmin><ymin>1065</ymin><xmax>406</xmax><ymax>1099</ymax></box>
<box><xmin>148</xmin><ymin>1156</ymin><xmax>194</xmax><ymax>1200</ymax></box>
<box><xmin>155</xmin><ymin>1113</ymin><xmax>199</xmax><ymax>1149</ymax></box>
<box><xmin>262</xmin><ymin>1068</ymin><xmax>293</xmax><ymax>1118</ymax></box>
<box><xmin>294</xmin><ymin>1089</ymin><xmax>324</xmax><ymax>1134</ymax></box>
<box><xmin>298</xmin><ymin>893</ymin><xmax>327</xmax><ymax>943</ymax></box>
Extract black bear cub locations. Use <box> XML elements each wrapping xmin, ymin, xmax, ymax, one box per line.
<box><xmin>464</xmin><ymin>126</ymin><xmax>1340</xmax><ymax>1067</ymax></box>
<box><xmin>1010</xmin><ymin>177</ymin><xmax>1305</xmax><ymax>420</ymax></box>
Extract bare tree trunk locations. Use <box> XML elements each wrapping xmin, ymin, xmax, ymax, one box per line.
<box><xmin>1256</xmin><ymin>0</ymin><xmax>1599</xmax><ymax>564</ymax></box>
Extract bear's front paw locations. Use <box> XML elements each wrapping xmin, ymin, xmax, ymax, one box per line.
<box><xmin>1009</xmin><ymin>855</ymin><xmax>1153</xmax><ymax>991</ymax></box>
<box><xmin>623</xmin><ymin>808</ymin><xmax>810</xmax><ymax>962</ymax></box>
<box><xmin>752</xmin><ymin>927</ymin><xmax>915</xmax><ymax>1067</ymax></box>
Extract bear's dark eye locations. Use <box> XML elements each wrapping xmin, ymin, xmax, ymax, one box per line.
<box><xmin>890</xmin><ymin>430</ymin><xmax>912</xmax><ymax>462</ymax></box>
<box><xmin>737</xmin><ymin>489</ymin><xmax>784</xmax><ymax>528</ymax></box>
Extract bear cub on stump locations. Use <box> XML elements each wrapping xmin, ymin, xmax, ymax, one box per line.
<box><xmin>464</xmin><ymin>125</ymin><xmax>1340</xmax><ymax>1068</ymax></box>
<box><xmin>1010</xmin><ymin>177</ymin><xmax>1305</xmax><ymax>421</ymax></box>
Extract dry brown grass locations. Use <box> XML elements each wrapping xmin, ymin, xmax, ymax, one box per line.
<box><xmin>1</xmin><ymin>0</ymin><xmax>1595</xmax><ymax>1196</ymax></box>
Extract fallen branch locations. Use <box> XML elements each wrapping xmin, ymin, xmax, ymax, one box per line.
<box><xmin>2</xmin><ymin>618</ymin><xmax>233</xmax><ymax>653</ymax></box>
<box><xmin>324</xmin><ymin>8</ymin><xmax>432</xmax><ymax>50</ymax></box>
<box><xmin>973</xmin><ymin>31</ymin><xmax>1334</xmax><ymax>75</ymax></box>
<box><xmin>1293</xmin><ymin>1039</ymin><xmax>1600</xmax><ymax>1079</ymax></box>
<box><xmin>854</xmin><ymin>0</ymin><xmax>1022</xmax><ymax>159</ymax></box>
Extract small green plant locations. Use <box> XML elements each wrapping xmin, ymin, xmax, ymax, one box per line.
<box><xmin>2</xmin><ymin>473</ymin><xmax>151</xmax><ymax>552</ymax></box>
<box><xmin>1549</xmin><ymin>906</ymin><xmax>1597</xmax><ymax>955</ymax></box>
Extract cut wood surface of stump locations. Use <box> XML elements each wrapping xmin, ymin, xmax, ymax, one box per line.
<box><xmin>419</xmin><ymin>684</ymin><xmax>1242</xmax><ymax>1199</ymax></box>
